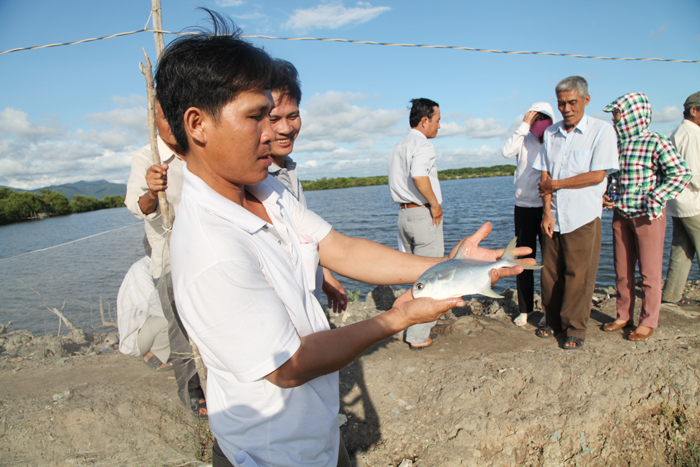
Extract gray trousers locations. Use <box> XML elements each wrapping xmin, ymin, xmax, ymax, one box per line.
<box><xmin>136</xmin><ymin>315</ymin><xmax>170</xmax><ymax>363</ymax></box>
<box><xmin>398</xmin><ymin>206</ymin><xmax>445</xmax><ymax>344</ymax></box>
<box><xmin>157</xmin><ymin>271</ymin><xmax>200</xmax><ymax>409</ymax></box>
<box><xmin>662</xmin><ymin>214</ymin><xmax>700</xmax><ymax>303</ymax></box>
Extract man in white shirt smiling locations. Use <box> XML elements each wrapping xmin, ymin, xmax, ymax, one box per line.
<box><xmin>267</xmin><ymin>59</ymin><xmax>347</xmax><ymax>314</ymax></box>
<box><xmin>156</xmin><ymin>12</ymin><xmax>532</xmax><ymax>467</ymax></box>
<box><xmin>533</xmin><ymin>76</ymin><xmax>618</xmax><ymax>350</ymax></box>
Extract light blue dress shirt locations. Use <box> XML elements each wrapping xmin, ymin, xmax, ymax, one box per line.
<box><xmin>533</xmin><ymin>115</ymin><xmax>619</xmax><ymax>234</ymax></box>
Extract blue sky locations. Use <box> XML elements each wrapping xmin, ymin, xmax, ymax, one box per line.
<box><xmin>0</xmin><ymin>0</ymin><xmax>698</xmax><ymax>189</ymax></box>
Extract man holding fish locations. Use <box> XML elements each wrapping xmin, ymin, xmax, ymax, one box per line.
<box><xmin>533</xmin><ymin>76</ymin><xmax>619</xmax><ymax>349</ymax></box>
<box><xmin>157</xmin><ymin>14</ymin><xmax>533</xmax><ymax>466</ymax></box>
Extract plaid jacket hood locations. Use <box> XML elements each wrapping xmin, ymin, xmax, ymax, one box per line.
<box><xmin>603</xmin><ymin>92</ymin><xmax>691</xmax><ymax>219</ymax></box>
<box><xmin>604</xmin><ymin>92</ymin><xmax>651</xmax><ymax>142</ymax></box>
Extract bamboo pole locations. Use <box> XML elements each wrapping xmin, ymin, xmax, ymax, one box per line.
<box><xmin>151</xmin><ymin>0</ymin><xmax>165</xmax><ymax>59</ymax></box>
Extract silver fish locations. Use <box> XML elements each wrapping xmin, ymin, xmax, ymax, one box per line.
<box><xmin>412</xmin><ymin>237</ymin><xmax>542</xmax><ymax>300</ymax></box>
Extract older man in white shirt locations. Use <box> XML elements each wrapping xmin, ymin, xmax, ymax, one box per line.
<box><xmin>663</xmin><ymin>91</ymin><xmax>700</xmax><ymax>306</ymax></box>
<box><xmin>533</xmin><ymin>76</ymin><xmax>619</xmax><ymax>350</ymax></box>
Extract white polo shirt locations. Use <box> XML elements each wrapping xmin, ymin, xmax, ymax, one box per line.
<box><xmin>533</xmin><ymin>115</ymin><xmax>619</xmax><ymax>234</ymax></box>
<box><xmin>170</xmin><ymin>167</ymin><xmax>339</xmax><ymax>467</ymax></box>
<box><xmin>388</xmin><ymin>129</ymin><xmax>443</xmax><ymax>205</ymax></box>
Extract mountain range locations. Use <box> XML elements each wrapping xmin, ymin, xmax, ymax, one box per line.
<box><xmin>1</xmin><ymin>180</ymin><xmax>127</xmax><ymax>201</ymax></box>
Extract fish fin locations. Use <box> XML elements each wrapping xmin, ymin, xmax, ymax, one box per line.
<box><xmin>481</xmin><ymin>287</ymin><xmax>503</xmax><ymax>299</ymax></box>
<box><xmin>436</xmin><ymin>268</ymin><xmax>457</xmax><ymax>282</ymax></box>
<box><xmin>511</xmin><ymin>259</ymin><xmax>543</xmax><ymax>270</ymax></box>
<box><xmin>502</xmin><ymin>237</ymin><xmax>543</xmax><ymax>269</ymax></box>
<box><xmin>501</xmin><ymin>237</ymin><xmax>518</xmax><ymax>261</ymax></box>
<box><xmin>453</xmin><ymin>238</ymin><xmax>469</xmax><ymax>260</ymax></box>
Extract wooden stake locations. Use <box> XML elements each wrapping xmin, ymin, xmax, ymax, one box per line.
<box><xmin>139</xmin><ymin>49</ymin><xmax>171</xmax><ymax>231</ymax></box>
<box><xmin>151</xmin><ymin>0</ymin><xmax>165</xmax><ymax>59</ymax></box>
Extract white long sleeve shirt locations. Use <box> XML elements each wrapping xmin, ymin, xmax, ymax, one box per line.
<box><xmin>501</xmin><ymin>122</ymin><xmax>544</xmax><ymax>208</ymax></box>
<box><xmin>666</xmin><ymin>119</ymin><xmax>700</xmax><ymax>218</ymax></box>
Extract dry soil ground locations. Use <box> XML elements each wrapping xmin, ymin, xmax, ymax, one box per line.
<box><xmin>1</xmin><ymin>284</ymin><xmax>699</xmax><ymax>466</ymax></box>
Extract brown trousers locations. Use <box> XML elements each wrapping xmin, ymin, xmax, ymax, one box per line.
<box><xmin>541</xmin><ymin>217</ymin><xmax>602</xmax><ymax>339</ymax></box>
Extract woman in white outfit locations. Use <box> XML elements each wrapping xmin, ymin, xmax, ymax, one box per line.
<box><xmin>501</xmin><ymin>102</ymin><xmax>555</xmax><ymax>326</ymax></box>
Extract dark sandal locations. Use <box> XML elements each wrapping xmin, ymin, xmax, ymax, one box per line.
<box><xmin>677</xmin><ymin>297</ymin><xmax>700</xmax><ymax>307</ymax></box>
<box><xmin>535</xmin><ymin>326</ymin><xmax>554</xmax><ymax>338</ymax></box>
<box><xmin>189</xmin><ymin>397</ymin><xmax>208</xmax><ymax>419</ymax></box>
<box><xmin>563</xmin><ymin>336</ymin><xmax>584</xmax><ymax>350</ymax></box>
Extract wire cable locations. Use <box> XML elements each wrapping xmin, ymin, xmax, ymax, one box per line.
<box><xmin>1</xmin><ymin>28</ymin><xmax>698</xmax><ymax>64</ymax></box>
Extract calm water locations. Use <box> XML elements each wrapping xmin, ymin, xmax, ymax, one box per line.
<box><xmin>0</xmin><ymin>176</ymin><xmax>694</xmax><ymax>334</ymax></box>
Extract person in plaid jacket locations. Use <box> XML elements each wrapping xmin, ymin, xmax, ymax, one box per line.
<box><xmin>602</xmin><ymin>92</ymin><xmax>691</xmax><ymax>341</ymax></box>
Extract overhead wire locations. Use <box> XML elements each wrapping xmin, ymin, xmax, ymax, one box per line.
<box><xmin>1</xmin><ymin>28</ymin><xmax>698</xmax><ymax>64</ymax></box>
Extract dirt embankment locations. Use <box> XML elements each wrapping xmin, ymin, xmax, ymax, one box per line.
<box><xmin>1</xmin><ymin>283</ymin><xmax>699</xmax><ymax>466</ymax></box>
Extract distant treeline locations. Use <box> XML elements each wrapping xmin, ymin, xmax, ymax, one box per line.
<box><xmin>0</xmin><ymin>188</ymin><xmax>124</xmax><ymax>225</ymax></box>
<box><xmin>300</xmin><ymin>165</ymin><xmax>515</xmax><ymax>191</ymax></box>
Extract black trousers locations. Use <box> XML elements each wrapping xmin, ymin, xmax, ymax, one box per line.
<box><xmin>514</xmin><ymin>206</ymin><xmax>543</xmax><ymax>314</ymax></box>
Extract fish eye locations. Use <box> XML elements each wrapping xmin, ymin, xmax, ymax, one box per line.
<box><xmin>415</xmin><ymin>283</ymin><xmax>424</xmax><ymax>290</ymax></box>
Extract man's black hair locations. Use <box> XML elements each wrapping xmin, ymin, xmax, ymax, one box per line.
<box><xmin>155</xmin><ymin>9</ymin><xmax>275</xmax><ymax>153</ymax></box>
<box><xmin>270</xmin><ymin>59</ymin><xmax>302</xmax><ymax>106</ymax></box>
<box><xmin>409</xmin><ymin>98</ymin><xmax>439</xmax><ymax>128</ymax></box>
<box><xmin>684</xmin><ymin>106</ymin><xmax>698</xmax><ymax>119</ymax></box>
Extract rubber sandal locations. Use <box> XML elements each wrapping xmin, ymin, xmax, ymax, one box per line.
<box><xmin>677</xmin><ymin>297</ymin><xmax>700</xmax><ymax>307</ymax></box>
<box><xmin>409</xmin><ymin>333</ymin><xmax>438</xmax><ymax>351</ymax></box>
<box><xmin>143</xmin><ymin>355</ymin><xmax>173</xmax><ymax>372</ymax></box>
<box><xmin>190</xmin><ymin>397</ymin><xmax>208</xmax><ymax>419</ymax></box>
<box><xmin>535</xmin><ymin>326</ymin><xmax>554</xmax><ymax>338</ymax></box>
<box><xmin>563</xmin><ymin>336</ymin><xmax>584</xmax><ymax>350</ymax></box>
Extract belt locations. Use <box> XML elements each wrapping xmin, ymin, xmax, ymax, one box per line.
<box><xmin>400</xmin><ymin>203</ymin><xmax>430</xmax><ymax>209</ymax></box>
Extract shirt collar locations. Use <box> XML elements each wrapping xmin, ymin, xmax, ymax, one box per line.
<box><xmin>267</xmin><ymin>155</ymin><xmax>296</xmax><ymax>175</ymax></box>
<box><xmin>182</xmin><ymin>166</ymin><xmax>281</xmax><ymax>234</ymax></box>
<box><xmin>558</xmin><ymin>114</ymin><xmax>589</xmax><ymax>136</ymax></box>
<box><xmin>409</xmin><ymin>128</ymin><xmax>427</xmax><ymax>139</ymax></box>
<box><xmin>156</xmin><ymin>136</ymin><xmax>183</xmax><ymax>165</ymax></box>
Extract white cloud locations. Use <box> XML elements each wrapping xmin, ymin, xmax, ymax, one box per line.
<box><xmin>300</xmin><ymin>91</ymin><xmax>405</xmax><ymax>143</ymax></box>
<box><xmin>650</xmin><ymin>21</ymin><xmax>670</xmax><ymax>39</ymax></box>
<box><xmin>285</xmin><ymin>1</ymin><xmax>390</xmax><ymax>31</ymax></box>
<box><xmin>215</xmin><ymin>0</ymin><xmax>245</xmax><ymax>6</ymax></box>
<box><xmin>0</xmin><ymin>103</ymin><xmax>148</xmax><ymax>189</ymax></box>
<box><xmin>653</xmin><ymin>105</ymin><xmax>682</xmax><ymax>122</ymax></box>
<box><xmin>439</xmin><ymin>146</ymin><xmax>503</xmax><ymax>168</ymax></box>
<box><xmin>463</xmin><ymin>117</ymin><xmax>510</xmax><ymax>139</ymax></box>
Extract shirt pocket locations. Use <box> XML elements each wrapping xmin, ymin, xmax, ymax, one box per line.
<box><xmin>566</xmin><ymin>150</ymin><xmax>592</xmax><ymax>174</ymax></box>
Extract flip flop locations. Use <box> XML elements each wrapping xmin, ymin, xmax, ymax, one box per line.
<box><xmin>143</xmin><ymin>355</ymin><xmax>173</xmax><ymax>372</ymax></box>
<box><xmin>190</xmin><ymin>397</ymin><xmax>208</xmax><ymax>420</ymax></box>
<box><xmin>535</xmin><ymin>326</ymin><xmax>554</xmax><ymax>338</ymax></box>
<box><xmin>677</xmin><ymin>297</ymin><xmax>700</xmax><ymax>307</ymax></box>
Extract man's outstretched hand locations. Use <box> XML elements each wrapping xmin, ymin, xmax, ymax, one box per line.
<box><xmin>447</xmin><ymin>222</ymin><xmax>536</xmax><ymax>285</ymax></box>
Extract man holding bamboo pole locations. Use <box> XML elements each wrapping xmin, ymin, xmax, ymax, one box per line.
<box><xmin>124</xmin><ymin>103</ymin><xmax>207</xmax><ymax>419</ymax></box>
